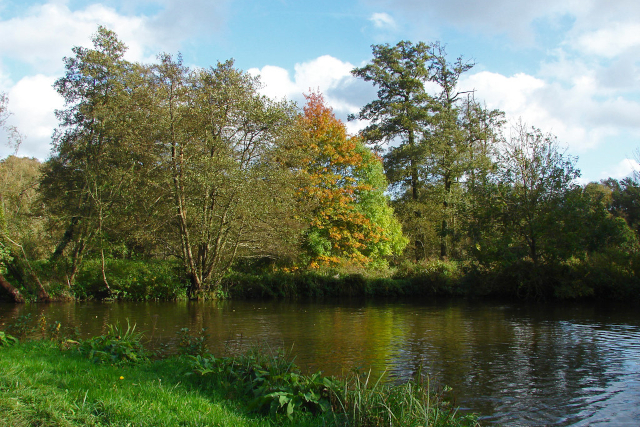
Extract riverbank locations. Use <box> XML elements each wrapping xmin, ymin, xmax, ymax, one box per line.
<box><xmin>0</xmin><ymin>335</ymin><xmax>478</xmax><ymax>427</ymax></box>
<box><xmin>3</xmin><ymin>254</ymin><xmax>640</xmax><ymax>303</ymax></box>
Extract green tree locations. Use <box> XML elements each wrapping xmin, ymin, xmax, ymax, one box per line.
<box><xmin>602</xmin><ymin>177</ymin><xmax>640</xmax><ymax>236</ymax></box>
<box><xmin>0</xmin><ymin>145</ymin><xmax>48</xmax><ymax>301</ymax></box>
<box><xmin>151</xmin><ymin>55</ymin><xmax>300</xmax><ymax>296</ymax></box>
<box><xmin>41</xmin><ymin>26</ymin><xmax>139</xmax><ymax>291</ymax></box>
<box><xmin>350</xmin><ymin>41</ymin><xmax>432</xmax><ymax>261</ymax></box>
<box><xmin>495</xmin><ymin>123</ymin><xmax>580</xmax><ymax>266</ymax></box>
<box><xmin>352</xmin><ymin>41</ymin><xmax>502</xmax><ymax>260</ymax></box>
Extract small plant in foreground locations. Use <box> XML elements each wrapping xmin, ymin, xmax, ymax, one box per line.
<box><xmin>176</xmin><ymin>327</ymin><xmax>209</xmax><ymax>356</ymax></box>
<box><xmin>79</xmin><ymin>320</ymin><xmax>147</xmax><ymax>365</ymax></box>
<box><xmin>191</xmin><ymin>345</ymin><xmax>339</xmax><ymax>419</ymax></box>
<box><xmin>0</xmin><ymin>331</ymin><xmax>19</xmax><ymax>346</ymax></box>
<box><xmin>6</xmin><ymin>313</ymin><xmax>35</xmax><ymax>340</ymax></box>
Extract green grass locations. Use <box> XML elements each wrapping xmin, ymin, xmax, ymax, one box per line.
<box><xmin>0</xmin><ymin>341</ymin><xmax>328</xmax><ymax>427</ymax></box>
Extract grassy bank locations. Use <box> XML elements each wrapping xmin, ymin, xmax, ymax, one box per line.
<box><xmin>0</xmin><ymin>328</ymin><xmax>478</xmax><ymax>427</ymax></box>
<box><xmin>0</xmin><ymin>341</ymin><xmax>328</xmax><ymax>427</ymax></box>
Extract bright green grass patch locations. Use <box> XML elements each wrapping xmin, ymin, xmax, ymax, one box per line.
<box><xmin>0</xmin><ymin>341</ymin><xmax>328</xmax><ymax>427</ymax></box>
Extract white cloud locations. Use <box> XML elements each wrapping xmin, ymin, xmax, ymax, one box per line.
<box><xmin>250</xmin><ymin>55</ymin><xmax>365</xmax><ymax>115</ymax></box>
<box><xmin>0</xmin><ymin>0</ymin><xmax>230</xmax><ymax>78</ymax></box>
<box><xmin>572</xmin><ymin>22</ymin><xmax>640</xmax><ymax>58</ymax></box>
<box><xmin>599</xmin><ymin>158</ymin><xmax>640</xmax><ymax>180</ymax></box>
<box><xmin>459</xmin><ymin>70</ymin><xmax>626</xmax><ymax>153</ymax></box>
<box><xmin>1</xmin><ymin>74</ymin><xmax>62</xmax><ymax>160</ymax></box>
<box><xmin>370</xmin><ymin>12</ymin><xmax>396</xmax><ymax>30</ymax></box>
<box><xmin>0</xmin><ymin>2</ymin><xmax>158</xmax><ymax>74</ymax></box>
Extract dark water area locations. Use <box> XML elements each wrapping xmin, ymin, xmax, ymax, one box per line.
<box><xmin>1</xmin><ymin>298</ymin><xmax>639</xmax><ymax>426</ymax></box>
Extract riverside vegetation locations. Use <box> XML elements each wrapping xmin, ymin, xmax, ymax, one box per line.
<box><xmin>1</xmin><ymin>27</ymin><xmax>640</xmax><ymax>304</ymax></box>
<box><xmin>0</xmin><ymin>316</ymin><xmax>478</xmax><ymax>427</ymax></box>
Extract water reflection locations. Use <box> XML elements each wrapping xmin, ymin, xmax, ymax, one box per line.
<box><xmin>1</xmin><ymin>299</ymin><xmax>639</xmax><ymax>426</ymax></box>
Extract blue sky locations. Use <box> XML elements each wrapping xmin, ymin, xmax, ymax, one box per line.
<box><xmin>1</xmin><ymin>0</ymin><xmax>639</xmax><ymax>183</ymax></box>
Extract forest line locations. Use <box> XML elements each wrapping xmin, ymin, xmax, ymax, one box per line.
<box><xmin>1</xmin><ymin>27</ymin><xmax>639</xmax><ymax>302</ymax></box>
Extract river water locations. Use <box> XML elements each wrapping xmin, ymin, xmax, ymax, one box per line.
<box><xmin>1</xmin><ymin>298</ymin><xmax>639</xmax><ymax>426</ymax></box>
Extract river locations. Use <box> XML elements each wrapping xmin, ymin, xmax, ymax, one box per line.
<box><xmin>1</xmin><ymin>298</ymin><xmax>639</xmax><ymax>426</ymax></box>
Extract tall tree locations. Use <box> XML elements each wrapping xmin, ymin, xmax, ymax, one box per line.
<box><xmin>495</xmin><ymin>122</ymin><xmax>580</xmax><ymax>267</ymax></box>
<box><xmin>152</xmin><ymin>55</ymin><xmax>300</xmax><ymax>296</ymax></box>
<box><xmin>351</xmin><ymin>41</ymin><xmax>433</xmax><ymax>260</ymax></box>
<box><xmin>352</xmin><ymin>41</ymin><xmax>502</xmax><ymax>260</ymax></box>
<box><xmin>41</xmin><ymin>26</ymin><xmax>138</xmax><ymax>291</ymax></box>
<box><xmin>297</xmin><ymin>92</ymin><xmax>406</xmax><ymax>267</ymax></box>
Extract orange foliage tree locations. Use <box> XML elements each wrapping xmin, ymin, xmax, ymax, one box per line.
<box><xmin>296</xmin><ymin>92</ymin><xmax>406</xmax><ymax>267</ymax></box>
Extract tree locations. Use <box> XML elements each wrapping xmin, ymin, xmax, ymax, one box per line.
<box><xmin>297</xmin><ymin>92</ymin><xmax>407</xmax><ymax>267</ymax></box>
<box><xmin>493</xmin><ymin>122</ymin><xmax>580</xmax><ymax>267</ymax></box>
<box><xmin>41</xmin><ymin>26</ymin><xmax>138</xmax><ymax>291</ymax></box>
<box><xmin>0</xmin><ymin>108</ymin><xmax>47</xmax><ymax>301</ymax></box>
<box><xmin>602</xmin><ymin>177</ymin><xmax>640</xmax><ymax>237</ymax></box>
<box><xmin>151</xmin><ymin>55</ymin><xmax>301</xmax><ymax>296</ymax></box>
<box><xmin>352</xmin><ymin>41</ymin><xmax>502</xmax><ymax>260</ymax></box>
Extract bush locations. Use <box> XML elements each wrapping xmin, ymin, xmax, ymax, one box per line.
<box><xmin>0</xmin><ymin>331</ymin><xmax>19</xmax><ymax>347</ymax></box>
<box><xmin>74</xmin><ymin>259</ymin><xmax>187</xmax><ymax>300</ymax></box>
<box><xmin>394</xmin><ymin>259</ymin><xmax>465</xmax><ymax>295</ymax></box>
<box><xmin>176</xmin><ymin>327</ymin><xmax>209</xmax><ymax>356</ymax></box>
<box><xmin>191</xmin><ymin>345</ymin><xmax>339</xmax><ymax>419</ymax></box>
<box><xmin>79</xmin><ymin>320</ymin><xmax>147</xmax><ymax>365</ymax></box>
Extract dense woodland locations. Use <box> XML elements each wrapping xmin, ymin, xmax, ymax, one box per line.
<box><xmin>1</xmin><ymin>27</ymin><xmax>639</xmax><ymax>302</ymax></box>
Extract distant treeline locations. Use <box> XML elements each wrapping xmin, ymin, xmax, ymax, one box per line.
<box><xmin>1</xmin><ymin>27</ymin><xmax>639</xmax><ymax>302</ymax></box>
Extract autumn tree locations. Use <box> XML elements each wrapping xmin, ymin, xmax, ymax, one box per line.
<box><xmin>297</xmin><ymin>92</ymin><xmax>406</xmax><ymax>267</ymax></box>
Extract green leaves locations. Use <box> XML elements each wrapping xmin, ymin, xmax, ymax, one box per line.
<box><xmin>0</xmin><ymin>331</ymin><xmax>19</xmax><ymax>347</ymax></box>
<box><xmin>79</xmin><ymin>321</ymin><xmax>147</xmax><ymax>365</ymax></box>
<box><xmin>191</xmin><ymin>347</ymin><xmax>338</xmax><ymax>419</ymax></box>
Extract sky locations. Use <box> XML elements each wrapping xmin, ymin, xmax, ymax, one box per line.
<box><xmin>1</xmin><ymin>0</ymin><xmax>639</xmax><ymax>183</ymax></box>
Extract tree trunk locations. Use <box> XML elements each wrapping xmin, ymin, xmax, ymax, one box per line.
<box><xmin>51</xmin><ymin>217</ymin><xmax>79</xmax><ymax>260</ymax></box>
<box><xmin>409</xmin><ymin>129</ymin><xmax>424</xmax><ymax>262</ymax></box>
<box><xmin>441</xmin><ymin>174</ymin><xmax>451</xmax><ymax>259</ymax></box>
<box><xmin>0</xmin><ymin>274</ymin><xmax>25</xmax><ymax>303</ymax></box>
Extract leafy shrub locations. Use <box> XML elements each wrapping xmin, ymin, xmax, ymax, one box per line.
<box><xmin>79</xmin><ymin>320</ymin><xmax>147</xmax><ymax>365</ymax></box>
<box><xmin>176</xmin><ymin>327</ymin><xmax>209</xmax><ymax>356</ymax></box>
<box><xmin>191</xmin><ymin>346</ymin><xmax>339</xmax><ymax>419</ymax></box>
<box><xmin>191</xmin><ymin>346</ymin><xmax>477</xmax><ymax>425</ymax></box>
<box><xmin>74</xmin><ymin>259</ymin><xmax>187</xmax><ymax>300</ymax></box>
<box><xmin>0</xmin><ymin>331</ymin><xmax>19</xmax><ymax>347</ymax></box>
